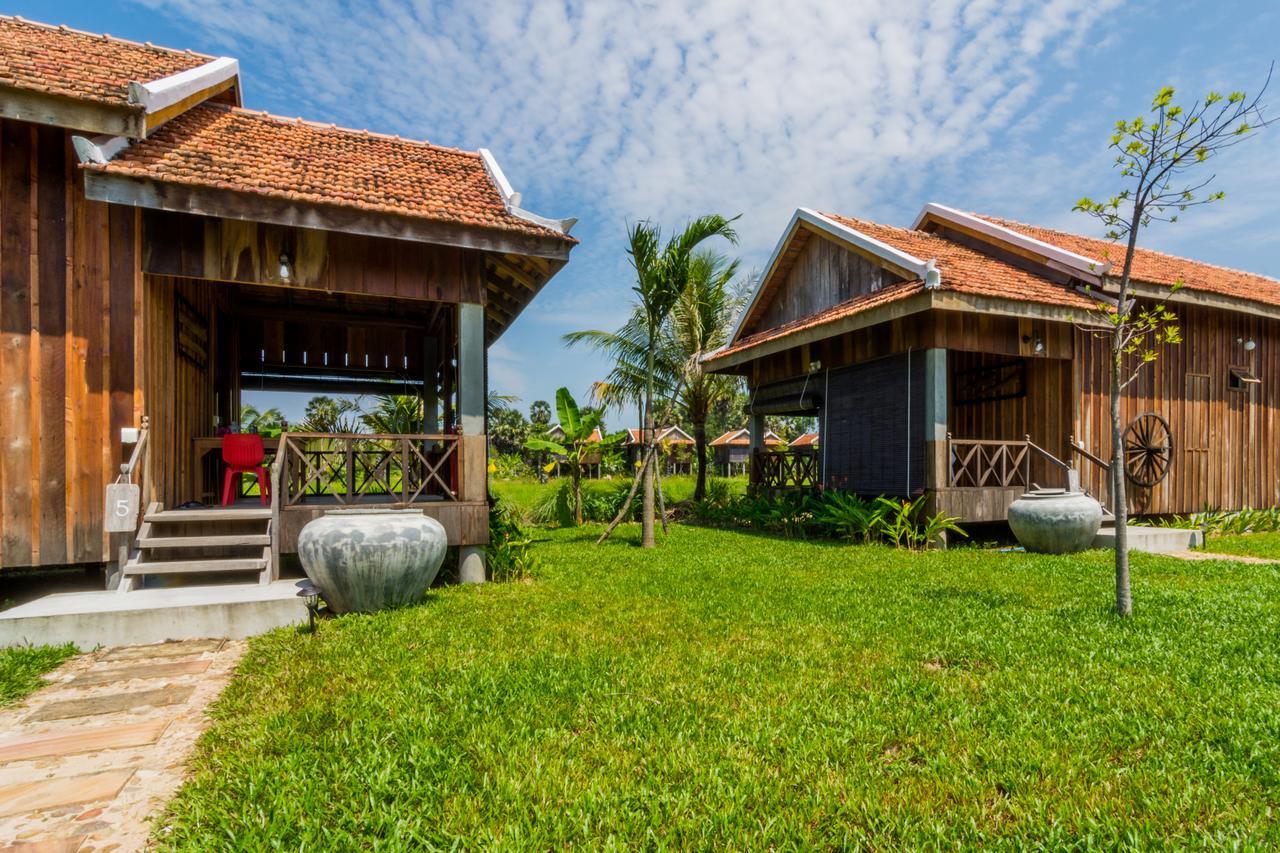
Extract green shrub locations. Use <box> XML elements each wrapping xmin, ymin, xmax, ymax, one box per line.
<box><xmin>691</xmin><ymin>489</ymin><xmax>965</xmax><ymax>549</ymax></box>
<box><xmin>486</xmin><ymin>500</ymin><xmax>540</xmax><ymax>582</ymax></box>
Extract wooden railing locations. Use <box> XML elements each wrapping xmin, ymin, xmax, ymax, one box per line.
<box><xmin>752</xmin><ymin>449</ymin><xmax>820</xmax><ymax>491</ymax></box>
<box><xmin>278</xmin><ymin>432</ymin><xmax>461</xmax><ymax>507</ymax></box>
<box><xmin>948</xmin><ymin>436</ymin><xmax>1030</xmax><ymax>488</ymax></box>
<box><xmin>948</xmin><ymin>434</ymin><xmax>1076</xmax><ymax>490</ymax></box>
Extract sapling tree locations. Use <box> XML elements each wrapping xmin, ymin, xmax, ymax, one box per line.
<box><xmin>1075</xmin><ymin>69</ymin><xmax>1273</xmax><ymax>617</ymax></box>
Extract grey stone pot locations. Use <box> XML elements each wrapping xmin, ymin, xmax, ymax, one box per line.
<box><xmin>297</xmin><ymin>509</ymin><xmax>448</xmax><ymax>614</ymax></box>
<box><xmin>1007</xmin><ymin>489</ymin><xmax>1104</xmax><ymax>554</ymax></box>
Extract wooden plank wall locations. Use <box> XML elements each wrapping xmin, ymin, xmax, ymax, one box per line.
<box><xmin>1074</xmin><ymin>302</ymin><xmax>1280</xmax><ymax>515</ymax></box>
<box><xmin>0</xmin><ymin>119</ymin><xmax>141</xmax><ymax>570</ymax></box>
<box><xmin>754</xmin><ymin>235</ymin><xmax>899</xmax><ymax>332</ymax></box>
<box><xmin>948</xmin><ymin>351</ymin><xmax>1074</xmax><ymax>487</ymax></box>
<box><xmin>142</xmin><ymin>275</ymin><xmax>221</xmax><ymax>510</ymax></box>
<box><xmin>142</xmin><ymin>210</ymin><xmax>486</xmax><ymax>303</ymax></box>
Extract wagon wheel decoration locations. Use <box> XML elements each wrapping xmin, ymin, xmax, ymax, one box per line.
<box><xmin>1122</xmin><ymin>412</ymin><xmax>1173</xmax><ymax>488</ymax></box>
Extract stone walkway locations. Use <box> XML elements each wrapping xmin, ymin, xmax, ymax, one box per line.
<box><xmin>0</xmin><ymin>639</ymin><xmax>244</xmax><ymax>852</ymax></box>
<box><xmin>1162</xmin><ymin>549</ymin><xmax>1280</xmax><ymax>565</ymax></box>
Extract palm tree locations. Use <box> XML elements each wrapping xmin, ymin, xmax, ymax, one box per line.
<box><xmin>567</xmin><ymin>249</ymin><xmax>742</xmax><ymax>501</ymax></box>
<box><xmin>583</xmin><ymin>215</ymin><xmax>738</xmax><ymax>547</ymax></box>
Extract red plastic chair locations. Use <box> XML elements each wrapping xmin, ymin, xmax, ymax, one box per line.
<box><xmin>221</xmin><ymin>434</ymin><xmax>270</xmax><ymax>506</ymax></box>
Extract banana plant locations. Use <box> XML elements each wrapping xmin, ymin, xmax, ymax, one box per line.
<box><xmin>523</xmin><ymin>387</ymin><xmax>606</xmax><ymax>526</ymax></box>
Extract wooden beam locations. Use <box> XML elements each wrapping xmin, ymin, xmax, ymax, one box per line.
<box><xmin>0</xmin><ymin>86</ymin><xmax>143</xmax><ymax>137</ymax></box>
<box><xmin>84</xmin><ymin>171</ymin><xmax>574</xmax><ymax>260</ymax></box>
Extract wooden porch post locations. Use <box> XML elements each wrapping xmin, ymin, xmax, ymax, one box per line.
<box><xmin>923</xmin><ymin>347</ymin><xmax>948</xmax><ymax>491</ymax></box>
<box><xmin>748</xmin><ymin>412</ymin><xmax>765</xmax><ymax>493</ymax></box>
<box><xmin>457</xmin><ymin>302</ymin><xmax>486</xmax><ymax>584</ymax></box>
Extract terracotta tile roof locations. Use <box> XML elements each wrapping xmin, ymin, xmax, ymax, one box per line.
<box><xmin>979</xmin><ymin>215</ymin><xmax>1280</xmax><ymax>308</ymax></box>
<box><xmin>0</xmin><ymin>15</ymin><xmax>212</xmax><ymax>107</ymax></box>
<box><xmin>625</xmin><ymin>426</ymin><xmax>691</xmax><ymax>445</ymax></box>
<box><xmin>85</xmin><ymin>103</ymin><xmax>575</xmax><ymax>242</ymax></box>
<box><xmin>709</xmin><ymin>428</ymin><xmax>782</xmax><ymax>447</ymax></box>
<box><xmin>824</xmin><ymin>214</ymin><xmax>1098</xmax><ymax>312</ymax></box>
<box><xmin>790</xmin><ymin>432</ymin><xmax>820</xmax><ymax>446</ymax></box>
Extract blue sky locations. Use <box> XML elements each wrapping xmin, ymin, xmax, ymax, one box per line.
<box><xmin>29</xmin><ymin>0</ymin><xmax>1280</xmax><ymax>422</ymax></box>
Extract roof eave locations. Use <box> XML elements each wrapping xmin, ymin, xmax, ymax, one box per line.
<box><xmin>79</xmin><ymin>168</ymin><xmax>575</xmax><ymax>261</ymax></box>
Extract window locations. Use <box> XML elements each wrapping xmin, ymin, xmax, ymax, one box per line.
<box><xmin>1229</xmin><ymin>366</ymin><xmax>1261</xmax><ymax>392</ymax></box>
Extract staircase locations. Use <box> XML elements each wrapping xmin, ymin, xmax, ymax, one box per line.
<box><xmin>120</xmin><ymin>503</ymin><xmax>275</xmax><ymax>592</ymax></box>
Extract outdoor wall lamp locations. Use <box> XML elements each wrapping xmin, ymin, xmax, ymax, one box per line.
<box><xmin>1237</xmin><ymin>337</ymin><xmax>1257</xmax><ymax>351</ymax></box>
<box><xmin>1022</xmin><ymin>334</ymin><xmax>1046</xmax><ymax>354</ymax></box>
<box><xmin>278</xmin><ymin>252</ymin><xmax>294</xmax><ymax>281</ymax></box>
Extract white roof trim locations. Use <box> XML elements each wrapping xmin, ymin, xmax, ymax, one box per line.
<box><xmin>127</xmin><ymin>56</ymin><xmax>240</xmax><ymax>115</ymax></box>
<box><xmin>478</xmin><ymin>148</ymin><xmax>577</xmax><ymax>236</ymax></box>
<box><xmin>71</xmin><ymin>133</ymin><xmax>130</xmax><ymax>165</ymax></box>
<box><xmin>729</xmin><ymin>207</ymin><xmax>935</xmax><ymax>344</ymax></box>
<box><xmin>912</xmin><ymin>202</ymin><xmax>1110</xmax><ymax>281</ymax></box>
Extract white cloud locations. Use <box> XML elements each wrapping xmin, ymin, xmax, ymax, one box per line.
<box><xmin>135</xmin><ymin>0</ymin><xmax>1123</xmax><ymax>252</ymax></box>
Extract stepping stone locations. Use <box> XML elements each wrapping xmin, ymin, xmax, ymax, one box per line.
<box><xmin>0</xmin><ymin>720</ymin><xmax>170</xmax><ymax>763</ymax></box>
<box><xmin>0</xmin><ymin>837</ymin><xmax>87</xmax><ymax>852</ymax></box>
<box><xmin>0</xmin><ymin>769</ymin><xmax>133</xmax><ymax>817</ymax></box>
<box><xmin>99</xmin><ymin>639</ymin><xmax>224</xmax><ymax>662</ymax></box>
<box><xmin>70</xmin><ymin>659</ymin><xmax>211</xmax><ymax>687</ymax></box>
<box><xmin>28</xmin><ymin>686</ymin><xmax>195</xmax><ymax>723</ymax></box>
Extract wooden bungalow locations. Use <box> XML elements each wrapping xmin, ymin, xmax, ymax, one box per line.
<box><xmin>624</xmin><ymin>426</ymin><xmax>695</xmax><ymax>474</ymax></box>
<box><xmin>704</xmin><ymin>204</ymin><xmax>1280</xmax><ymax>521</ymax></box>
<box><xmin>0</xmin><ymin>16</ymin><xmax>576</xmax><ymax>585</ymax></box>
<box><xmin>545</xmin><ymin>425</ymin><xmax>605</xmax><ymax>478</ymax></box>
<box><xmin>709</xmin><ymin>428</ymin><xmax>782</xmax><ymax>477</ymax></box>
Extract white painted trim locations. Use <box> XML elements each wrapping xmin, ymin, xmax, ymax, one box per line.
<box><xmin>128</xmin><ymin>57</ymin><xmax>240</xmax><ymax>114</ymax></box>
<box><xmin>729</xmin><ymin>208</ymin><xmax>936</xmax><ymax>344</ymax></box>
<box><xmin>912</xmin><ymin>202</ymin><xmax>1110</xmax><ymax>281</ymax></box>
<box><xmin>71</xmin><ymin>133</ymin><xmax>130</xmax><ymax>164</ymax></box>
<box><xmin>478</xmin><ymin>148</ymin><xmax>577</xmax><ymax>235</ymax></box>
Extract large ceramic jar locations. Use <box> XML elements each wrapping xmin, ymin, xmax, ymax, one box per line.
<box><xmin>1007</xmin><ymin>489</ymin><xmax>1104</xmax><ymax>554</ymax></box>
<box><xmin>297</xmin><ymin>509</ymin><xmax>448</xmax><ymax>613</ymax></box>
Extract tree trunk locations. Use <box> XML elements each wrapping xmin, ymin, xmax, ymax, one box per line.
<box><xmin>1111</xmin><ymin>344</ymin><xmax>1131</xmax><ymax>616</ymax></box>
<box><xmin>641</xmin><ymin>420</ymin><xmax>656</xmax><ymax>548</ymax></box>
<box><xmin>693</xmin><ymin>420</ymin><xmax>708</xmax><ymax>501</ymax></box>
<box><xmin>1111</xmin><ymin>207</ymin><xmax>1143</xmax><ymax>618</ymax></box>
<box><xmin>641</xmin><ymin>345</ymin><xmax>656</xmax><ymax>549</ymax></box>
<box><xmin>572</xmin><ymin>459</ymin><xmax>583</xmax><ymax>526</ymax></box>
<box><xmin>596</xmin><ymin>452</ymin><xmax>647</xmax><ymax>544</ymax></box>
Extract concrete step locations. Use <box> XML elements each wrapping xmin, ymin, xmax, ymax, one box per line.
<box><xmin>145</xmin><ymin>507</ymin><xmax>271</xmax><ymax>522</ymax></box>
<box><xmin>0</xmin><ymin>581</ymin><xmax>307</xmax><ymax>648</ymax></box>
<box><xmin>1092</xmin><ymin>524</ymin><xmax>1203</xmax><ymax>553</ymax></box>
<box><xmin>123</xmin><ymin>558</ymin><xmax>267</xmax><ymax>576</ymax></box>
<box><xmin>139</xmin><ymin>534</ymin><xmax>271</xmax><ymax>549</ymax></box>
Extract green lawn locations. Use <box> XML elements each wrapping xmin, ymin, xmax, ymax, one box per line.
<box><xmin>1204</xmin><ymin>531</ymin><xmax>1280</xmax><ymax>560</ymax></box>
<box><xmin>490</xmin><ymin>473</ymin><xmax>747</xmax><ymax>521</ymax></box>
<box><xmin>157</xmin><ymin>526</ymin><xmax>1280</xmax><ymax>848</ymax></box>
<box><xmin>0</xmin><ymin>644</ymin><xmax>76</xmax><ymax>706</ymax></box>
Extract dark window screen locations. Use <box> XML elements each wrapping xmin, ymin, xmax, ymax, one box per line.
<box><xmin>822</xmin><ymin>351</ymin><xmax>924</xmax><ymax>497</ymax></box>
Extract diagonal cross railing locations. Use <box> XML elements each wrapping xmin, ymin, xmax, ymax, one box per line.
<box><xmin>279</xmin><ymin>433</ymin><xmax>460</xmax><ymax>507</ymax></box>
<box><xmin>947</xmin><ymin>436</ymin><xmax>1030</xmax><ymax>488</ymax></box>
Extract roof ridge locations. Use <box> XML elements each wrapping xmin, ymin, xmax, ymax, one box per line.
<box><xmin>210</xmin><ymin>103</ymin><xmax>478</xmax><ymax>157</ymax></box>
<box><xmin>981</xmin><ymin>213</ymin><xmax>1280</xmax><ymax>286</ymax></box>
<box><xmin>0</xmin><ymin>14</ymin><xmax>214</xmax><ymax>61</ymax></box>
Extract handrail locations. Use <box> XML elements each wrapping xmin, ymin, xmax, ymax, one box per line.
<box><xmin>117</xmin><ymin>415</ymin><xmax>150</xmax><ymax>484</ymax></box>
<box><xmin>1068</xmin><ymin>437</ymin><xmax>1111</xmax><ymax>471</ymax></box>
